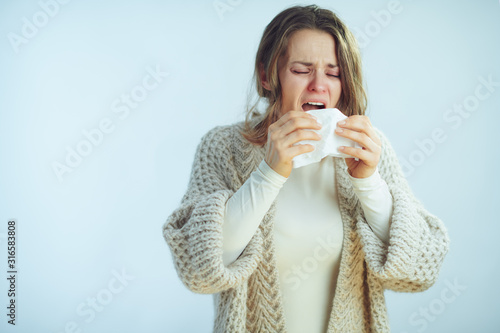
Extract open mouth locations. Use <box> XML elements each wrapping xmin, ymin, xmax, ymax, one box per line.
<box><xmin>302</xmin><ymin>101</ymin><xmax>326</xmax><ymax>111</ymax></box>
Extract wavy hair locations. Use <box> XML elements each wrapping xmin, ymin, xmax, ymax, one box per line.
<box><xmin>239</xmin><ymin>5</ymin><xmax>367</xmax><ymax>146</ymax></box>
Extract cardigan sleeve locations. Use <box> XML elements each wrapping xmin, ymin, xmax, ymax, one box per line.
<box><xmin>162</xmin><ymin>126</ymin><xmax>264</xmax><ymax>294</ymax></box>
<box><xmin>355</xmin><ymin>127</ymin><xmax>450</xmax><ymax>292</ymax></box>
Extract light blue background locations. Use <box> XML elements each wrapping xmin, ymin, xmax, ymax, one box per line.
<box><xmin>0</xmin><ymin>0</ymin><xmax>499</xmax><ymax>332</ymax></box>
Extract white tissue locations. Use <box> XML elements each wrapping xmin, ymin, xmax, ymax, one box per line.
<box><xmin>292</xmin><ymin>108</ymin><xmax>362</xmax><ymax>168</ymax></box>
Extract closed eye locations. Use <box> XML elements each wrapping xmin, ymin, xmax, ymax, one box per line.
<box><xmin>293</xmin><ymin>69</ymin><xmax>339</xmax><ymax>78</ymax></box>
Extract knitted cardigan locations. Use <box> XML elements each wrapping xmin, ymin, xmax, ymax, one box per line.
<box><xmin>162</xmin><ymin>117</ymin><xmax>449</xmax><ymax>332</ymax></box>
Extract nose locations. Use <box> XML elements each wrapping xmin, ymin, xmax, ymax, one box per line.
<box><xmin>308</xmin><ymin>72</ymin><xmax>327</xmax><ymax>93</ymax></box>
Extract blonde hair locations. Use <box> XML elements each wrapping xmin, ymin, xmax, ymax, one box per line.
<box><xmin>239</xmin><ymin>5</ymin><xmax>367</xmax><ymax>146</ymax></box>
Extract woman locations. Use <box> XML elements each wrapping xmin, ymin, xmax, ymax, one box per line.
<box><xmin>163</xmin><ymin>5</ymin><xmax>449</xmax><ymax>332</ymax></box>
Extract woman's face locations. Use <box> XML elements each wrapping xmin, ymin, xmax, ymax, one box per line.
<box><xmin>277</xmin><ymin>29</ymin><xmax>342</xmax><ymax>116</ymax></box>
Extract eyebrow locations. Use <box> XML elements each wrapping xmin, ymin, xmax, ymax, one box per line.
<box><xmin>290</xmin><ymin>61</ymin><xmax>339</xmax><ymax>68</ymax></box>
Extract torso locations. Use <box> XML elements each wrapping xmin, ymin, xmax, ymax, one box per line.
<box><xmin>274</xmin><ymin>156</ymin><xmax>344</xmax><ymax>333</ymax></box>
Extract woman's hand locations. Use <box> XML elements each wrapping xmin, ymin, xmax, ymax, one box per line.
<box><xmin>265</xmin><ymin>111</ymin><xmax>322</xmax><ymax>178</ymax></box>
<box><xmin>335</xmin><ymin>115</ymin><xmax>381</xmax><ymax>179</ymax></box>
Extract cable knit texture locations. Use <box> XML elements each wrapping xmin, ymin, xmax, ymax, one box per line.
<box><xmin>162</xmin><ymin>116</ymin><xmax>449</xmax><ymax>332</ymax></box>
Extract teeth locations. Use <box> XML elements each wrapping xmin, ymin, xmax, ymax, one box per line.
<box><xmin>306</xmin><ymin>102</ymin><xmax>325</xmax><ymax>106</ymax></box>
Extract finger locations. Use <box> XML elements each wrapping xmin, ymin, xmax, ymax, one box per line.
<box><xmin>280</xmin><ymin>114</ymin><xmax>321</xmax><ymax>138</ymax></box>
<box><xmin>271</xmin><ymin>110</ymin><xmax>316</xmax><ymax>130</ymax></box>
<box><xmin>269</xmin><ymin>141</ymin><xmax>315</xmax><ymax>163</ymax></box>
<box><xmin>337</xmin><ymin>115</ymin><xmax>381</xmax><ymax>145</ymax></box>
<box><xmin>288</xmin><ymin>143</ymin><xmax>316</xmax><ymax>158</ymax></box>
<box><xmin>269</xmin><ymin>112</ymin><xmax>317</xmax><ymax>141</ymax></box>
<box><xmin>283</xmin><ymin>128</ymin><xmax>321</xmax><ymax>147</ymax></box>
<box><xmin>338</xmin><ymin>146</ymin><xmax>374</xmax><ymax>164</ymax></box>
<box><xmin>335</xmin><ymin>127</ymin><xmax>379</xmax><ymax>153</ymax></box>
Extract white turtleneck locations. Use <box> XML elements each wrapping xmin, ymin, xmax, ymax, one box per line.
<box><xmin>222</xmin><ymin>156</ymin><xmax>393</xmax><ymax>333</ymax></box>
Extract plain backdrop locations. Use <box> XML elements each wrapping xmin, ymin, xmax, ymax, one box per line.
<box><xmin>0</xmin><ymin>0</ymin><xmax>499</xmax><ymax>332</ymax></box>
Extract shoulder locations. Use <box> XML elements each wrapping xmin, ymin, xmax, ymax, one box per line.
<box><xmin>199</xmin><ymin>120</ymin><xmax>253</xmax><ymax>151</ymax></box>
<box><xmin>199</xmin><ymin>123</ymin><xmax>236</xmax><ymax>146</ymax></box>
<box><xmin>371</xmin><ymin>125</ymin><xmax>410</xmax><ymax>185</ymax></box>
<box><xmin>198</xmin><ymin>119</ymin><xmax>264</xmax><ymax>181</ymax></box>
<box><xmin>194</xmin><ymin>120</ymin><xmax>253</xmax><ymax>168</ymax></box>
<box><xmin>371</xmin><ymin>126</ymin><xmax>402</xmax><ymax>169</ymax></box>
<box><xmin>194</xmin><ymin>120</ymin><xmax>257</xmax><ymax>189</ymax></box>
<box><xmin>372</xmin><ymin>126</ymin><xmax>397</xmax><ymax>155</ymax></box>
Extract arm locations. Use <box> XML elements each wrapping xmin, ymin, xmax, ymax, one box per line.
<box><xmin>162</xmin><ymin>126</ymin><xmax>265</xmax><ymax>294</ymax></box>
<box><xmin>222</xmin><ymin>159</ymin><xmax>287</xmax><ymax>266</ymax></box>
<box><xmin>355</xmin><ymin>128</ymin><xmax>450</xmax><ymax>292</ymax></box>
<box><xmin>349</xmin><ymin>168</ymin><xmax>393</xmax><ymax>244</ymax></box>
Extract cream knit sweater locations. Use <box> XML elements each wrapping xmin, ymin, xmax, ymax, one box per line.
<box><xmin>163</xmin><ymin>116</ymin><xmax>450</xmax><ymax>332</ymax></box>
<box><xmin>222</xmin><ymin>156</ymin><xmax>393</xmax><ymax>333</ymax></box>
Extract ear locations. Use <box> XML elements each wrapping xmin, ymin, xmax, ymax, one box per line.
<box><xmin>259</xmin><ymin>64</ymin><xmax>271</xmax><ymax>91</ymax></box>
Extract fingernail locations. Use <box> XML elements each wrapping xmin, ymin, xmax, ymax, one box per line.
<box><xmin>335</xmin><ymin>128</ymin><xmax>343</xmax><ymax>133</ymax></box>
<box><xmin>338</xmin><ymin>121</ymin><xmax>346</xmax><ymax>125</ymax></box>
